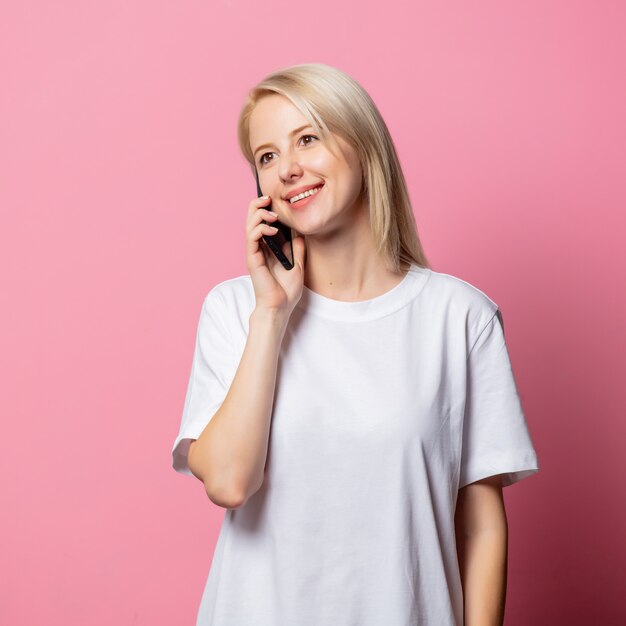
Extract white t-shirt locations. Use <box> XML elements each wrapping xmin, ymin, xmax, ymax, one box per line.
<box><xmin>172</xmin><ymin>263</ymin><xmax>539</xmax><ymax>626</ymax></box>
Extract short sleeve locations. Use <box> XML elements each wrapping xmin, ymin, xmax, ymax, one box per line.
<box><xmin>171</xmin><ymin>290</ymin><xmax>238</xmax><ymax>476</ymax></box>
<box><xmin>459</xmin><ymin>309</ymin><xmax>540</xmax><ymax>489</ymax></box>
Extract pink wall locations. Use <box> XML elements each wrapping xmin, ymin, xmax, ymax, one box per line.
<box><xmin>1</xmin><ymin>2</ymin><xmax>624</xmax><ymax>624</ymax></box>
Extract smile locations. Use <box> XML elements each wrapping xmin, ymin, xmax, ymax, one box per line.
<box><xmin>288</xmin><ymin>184</ymin><xmax>324</xmax><ymax>204</ymax></box>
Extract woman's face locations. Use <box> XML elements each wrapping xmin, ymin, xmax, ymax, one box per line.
<box><xmin>248</xmin><ymin>94</ymin><xmax>366</xmax><ymax>237</ymax></box>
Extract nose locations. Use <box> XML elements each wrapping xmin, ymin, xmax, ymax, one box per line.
<box><xmin>278</xmin><ymin>149</ymin><xmax>304</xmax><ymax>183</ymax></box>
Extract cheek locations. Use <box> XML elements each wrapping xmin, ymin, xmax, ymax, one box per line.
<box><xmin>336</xmin><ymin>150</ymin><xmax>362</xmax><ymax>192</ymax></box>
<box><xmin>344</xmin><ymin>161</ymin><xmax>364</xmax><ymax>197</ymax></box>
<box><xmin>306</xmin><ymin>152</ymin><xmax>333</xmax><ymax>173</ymax></box>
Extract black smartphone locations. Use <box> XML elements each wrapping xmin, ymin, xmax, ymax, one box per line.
<box><xmin>254</xmin><ymin>167</ymin><xmax>294</xmax><ymax>270</ymax></box>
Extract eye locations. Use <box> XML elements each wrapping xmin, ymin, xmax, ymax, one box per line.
<box><xmin>259</xmin><ymin>152</ymin><xmax>274</xmax><ymax>166</ymax></box>
<box><xmin>300</xmin><ymin>134</ymin><xmax>318</xmax><ymax>146</ymax></box>
<box><xmin>257</xmin><ymin>134</ymin><xmax>319</xmax><ymax>167</ymax></box>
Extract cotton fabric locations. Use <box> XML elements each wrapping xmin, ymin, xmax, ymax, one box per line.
<box><xmin>172</xmin><ymin>263</ymin><xmax>540</xmax><ymax>626</ymax></box>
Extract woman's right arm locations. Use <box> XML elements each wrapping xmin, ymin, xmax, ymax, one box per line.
<box><xmin>187</xmin><ymin>193</ymin><xmax>306</xmax><ymax>509</ymax></box>
<box><xmin>187</xmin><ymin>307</ymin><xmax>288</xmax><ymax>509</ymax></box>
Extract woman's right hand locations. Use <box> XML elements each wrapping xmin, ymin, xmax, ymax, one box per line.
<box><xmin>246</xmin><ymin>195</ymin><xmax>306</xmax><ymax>316</ymax></box>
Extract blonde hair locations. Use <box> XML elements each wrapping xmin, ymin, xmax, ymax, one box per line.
<box><xmin>237</xmin><ymin>63</ymin><xmax>431</xmax><ymax>273</ymax></box>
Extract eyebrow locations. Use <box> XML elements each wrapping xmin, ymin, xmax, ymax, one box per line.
<box><xmin>253</xmin><ymin>124</ymin><xmax>314</xmax><ymax>157</ymax></box>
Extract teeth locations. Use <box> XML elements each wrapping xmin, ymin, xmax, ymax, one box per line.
<box><xmin>289</xmin><ymin>185</ymin><xmax>322</xmax><ymax>204</ymax></box>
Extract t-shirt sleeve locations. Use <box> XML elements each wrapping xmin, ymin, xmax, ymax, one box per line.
<box><xmin>171</xmin><ymin>289</ymin><xmax>238</xmax><ymax>476</ymax></box>
<box><xmin>459</xmin><ymin>308</ymin><xmax>540</xmax><ymax>489</ymax></box>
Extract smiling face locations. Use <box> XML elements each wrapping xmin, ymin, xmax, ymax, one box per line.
<box><xmin>249</xmin><ymin>94</ymin><xmax>367</xmax><ymax>237</ymax></box>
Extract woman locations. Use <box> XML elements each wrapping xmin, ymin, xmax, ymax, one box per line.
<box><xmin>172</xmin><ymin>63</ymin><xmax>539</xmax><ymax>626</ymax></box>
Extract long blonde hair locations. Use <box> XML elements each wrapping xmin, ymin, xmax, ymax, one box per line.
<box><xmin>237</xmin><ymin>63</ymin><xmax>431</xmax><ymax>273</ymax></box>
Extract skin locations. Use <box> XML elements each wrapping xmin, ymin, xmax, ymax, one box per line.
<box><xmin>455</xmin><ymin>474</ymin><xmax>508</xmax><ymax>626</ymax></box>
<box><xmin>249</xmin><ymin>93</ymin><xmax>408</xmax><ymax>301</ymax></box>
<box><xmin>249</xmin><ymin>95</ymin><xmax>509</xmax><ymax>623</ymax></box>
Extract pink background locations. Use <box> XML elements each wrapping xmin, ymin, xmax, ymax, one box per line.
<box><xmin>1</xmin><ymin>2</ymin><xmax>624</xmax><ymax>625</ymax></box>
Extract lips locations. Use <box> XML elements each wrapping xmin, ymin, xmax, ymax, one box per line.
<box><xmin>287</xmin><ymin>185</ymin><xmax>324</xmax><ymax>210</ymax></box>
<box><xmin>284</xmin><ymin>183</ymin><xmax>324</xmax><ymax>202</ymax></box>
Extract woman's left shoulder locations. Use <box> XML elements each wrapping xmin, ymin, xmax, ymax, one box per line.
<box><xmin>424</xmin><ymin>267</ymin><xmax>499</xmax><ymax>319</ymax></box>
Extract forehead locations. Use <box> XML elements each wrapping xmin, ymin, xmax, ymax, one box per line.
<box><xmin>248</xmin><ymin>95</ymin><xmax>309</xmax><ymax>147</ymax></box>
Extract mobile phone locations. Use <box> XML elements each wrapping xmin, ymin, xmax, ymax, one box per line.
<box><xmin>254</xmin><ymin>167</ymin><xmax>294</xmax><ymax>270</ymax></box>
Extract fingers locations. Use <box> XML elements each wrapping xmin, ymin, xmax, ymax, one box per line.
<box><xmin>246</xmin><ymin>195</ymin><xmax>274</xmax><ymax>224</ymax></box>
<box><xmin>246</xmin><ymin>196</ymin><xmax>281</xmax><ymax>262</ymax></box>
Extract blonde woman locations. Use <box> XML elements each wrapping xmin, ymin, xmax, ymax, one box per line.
<box><xmin>172</xmin><ymin>63</ymin><xmax>539</xmax><ymax>626</ymax></box>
